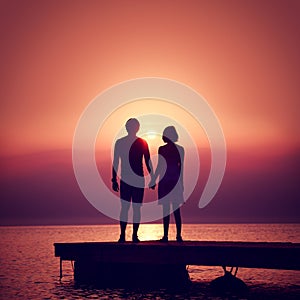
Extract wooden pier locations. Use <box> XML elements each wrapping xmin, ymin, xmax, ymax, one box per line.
<box><xmin>54</xmin><ymin>241</ymin><xmax>300</xmax><ymax>287</ymax></box>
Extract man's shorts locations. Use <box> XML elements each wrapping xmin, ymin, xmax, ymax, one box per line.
<box><xmin>120</xmin><ymin>180</ymin><xmax>144</xmax><ymax>204</ymax></box>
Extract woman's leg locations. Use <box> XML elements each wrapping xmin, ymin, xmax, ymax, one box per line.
<box><xmin>162</xmin><ymin>203</ymin><xmax>170</xmax><ymax>239</ymax></box>
<box><xmin>173</xmin><ymin>206</ymin><xmax>182</xmax><ymax>238</ymax></box>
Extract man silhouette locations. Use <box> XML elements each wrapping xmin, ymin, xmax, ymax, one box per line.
<box><xmin>112</xmin><ymin>118</ymin><xmax>153</xmax><ymax>242</ymax></box>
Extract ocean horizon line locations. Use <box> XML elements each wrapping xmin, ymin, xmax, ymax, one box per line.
<box><xmin>1</xmin><ymin>221</ymin><xmax>300</xmax><ymax>227</ymax></box>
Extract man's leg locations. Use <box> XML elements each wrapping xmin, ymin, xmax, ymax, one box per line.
<box><xmin>119</xmin><ymin>201</ymin><xmax>130</xmax><ymax>241</ymax></box>
<box><xmin>119</xmin><ymin>181</ymin><xmax>131</xmax><ymax>242</ymax></box>
<box><xmin>132</xmin><ymin>187</ymin><xmax>144</xmax><ymax>242</ymax></box>
<box><xmin>132</xmin><ymin>203</ymin><xmax>141</xmax><ymax>239</ymax></box>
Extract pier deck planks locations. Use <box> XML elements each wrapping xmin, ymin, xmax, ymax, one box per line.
<box><xmin>54</xmin><ymin>241</ymin><xmax>300</xmax><ymax>270</ymax></box>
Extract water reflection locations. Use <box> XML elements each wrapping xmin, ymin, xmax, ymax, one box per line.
<box><xmin>0</xmin><ymin>224</ymin><xmax>300</xmax><ymax>299</ymax></box>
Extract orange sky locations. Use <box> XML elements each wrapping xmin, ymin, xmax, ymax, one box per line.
<box><xmin>1</xmin><ymin>1</ymin><xmax>300</xmax><ymax>225</ymax></box>
<box><xmin>1</xmin><ymin>0</ymin><xmax>300</xmax><ymax>156</ymax></box>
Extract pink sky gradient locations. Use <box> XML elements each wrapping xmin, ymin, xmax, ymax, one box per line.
<box><xmin>0</xmin><ymin>1</ymin><xmax>299</xmax><ymax>225</ymax></box>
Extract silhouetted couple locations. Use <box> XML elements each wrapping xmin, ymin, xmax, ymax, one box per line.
<box><xmin>112</xmin><ymin>118</ymin><xmax>184</xmax><ymax>243</ymax></box>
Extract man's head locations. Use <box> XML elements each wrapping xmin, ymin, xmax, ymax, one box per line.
<box><xmin>125</xmin><ymin>118</ymin><xmax>140</xmax><ymax>135</ymax></box>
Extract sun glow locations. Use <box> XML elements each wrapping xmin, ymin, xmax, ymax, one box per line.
<box><xmin>141</xmin><ymin>130</ymin><xmax>162</xmax><ymax>152</ymax></box>
<box><xmin>96</xmin><ymin>98</ymin><xmax>207</xmax><ymax>151</ymax></box>
<box><xmin>145</xmin><ymin>131</ymin><xmax>158</xmax><ymax>140</ymax></box>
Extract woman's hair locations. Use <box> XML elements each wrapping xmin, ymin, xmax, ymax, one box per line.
<box><xmin>162</xmin><ymin>126</ymin><xmax>178</xmax><ymax>143</ymax></box>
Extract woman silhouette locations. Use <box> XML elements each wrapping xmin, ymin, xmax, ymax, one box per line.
<box><xmin>150</xmin><ymin>126</ymin><xmax>184</xmax><ymax>242</ymax></box>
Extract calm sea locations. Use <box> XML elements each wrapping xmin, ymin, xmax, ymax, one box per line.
<box><xmin>0</xmin><ymin>224</ymin><xmax>300</xmax><ymax>299</ymax></box>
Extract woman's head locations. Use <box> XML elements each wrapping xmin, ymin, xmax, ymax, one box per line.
<box><xmin>162</xmin><ymin>126</ymin><xmax>178</xmax><ymax>143</ymax></box>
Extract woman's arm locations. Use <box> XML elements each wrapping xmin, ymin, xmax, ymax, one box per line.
<box><xmin>179</xmin><ymin>146</ymin><xmax>185</xmax><ymax>191</ymax></box>
<box><xmin>149</xmin><ymin>147</ymin><xmax>163</xmax><ymax>188</ymax></box>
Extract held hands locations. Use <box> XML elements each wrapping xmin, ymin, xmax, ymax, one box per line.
<box><xmin>112</xmin><ymin>180</ymin><xmax>119</xmax><ymax>192</ymax></box>
<box><xmin>149</xmin><ymin>177</ymin><xmax>156</xmax><ymax>190</ymax></box>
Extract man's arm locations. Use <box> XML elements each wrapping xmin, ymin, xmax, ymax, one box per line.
<box><xmin>144</xmin><ymin>141</ymin><xmax>153</xmax><ymax>175</ymax></box>
<box><xmin>149</xmin><ymin>147</ymin><xmax>164</xmax><ymax>189</ymax></box>
<box><xmin>112</xmin><ymin>141</ymin><xmax>120</xmax><ymax>192</ymax></box>
<box><xmin>143</xmin><ymin>141</ymin><xmax>156</xmax><ymax>189</ymax></box>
